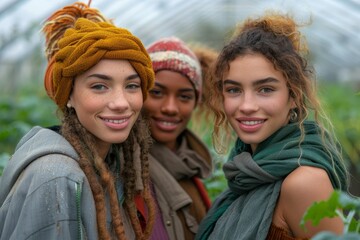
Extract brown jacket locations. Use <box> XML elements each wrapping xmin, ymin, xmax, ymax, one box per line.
<box><xmin>149</xmin><ymin>129</ymin><xmax>212</xmax><ymax>240</ymax></box>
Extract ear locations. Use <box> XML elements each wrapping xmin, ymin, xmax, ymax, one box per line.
<box><xmin>67</xmin><ymin>96</ymin><xmax>74</xmax><ymax>109</ymax></box>
<box><xmin>290</xmin><ymin>99</ymin><xmax>296</xmax><ymax>109</ymax></box>
<box><xmin>289</xmin><ymin>91</ymin><xmax>296</xmax><ymax>109</ymax></box>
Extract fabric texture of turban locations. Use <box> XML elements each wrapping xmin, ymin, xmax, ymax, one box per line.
<box><xmin>146</xmin><ymin>37</ymin><xmax>202</xmax><ymax>102</ymax></box>
<box><xmin>44</xmin><ymin>18</ymin><xmax>154</xmax><ymax>110</ymax></box>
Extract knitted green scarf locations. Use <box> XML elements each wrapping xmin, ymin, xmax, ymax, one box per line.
<box><xmin>196</xmin><ymin>121</ymin><xmax>348</xmax><ymax>240</ymax></box>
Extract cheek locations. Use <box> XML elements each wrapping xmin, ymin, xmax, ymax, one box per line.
<box><xmin>181</xmin><ymin>98</ymin><xmax>197</xmax><ymax>117</ymax></box>
<box><xmin>265</xmin><ymin>97</ymin><xmax>291</xmax><ymax>117</ymax></box>
<box><xmin>181</xmin><ymin>104</ymin><xmax>195</xmax><ymax>120</ymax></box>
<box><xmin>223</xmin><ymin>97</ymin><xmax>237</xmax><ymax>116</ymax></box>
<box><xmin>129</xmin><ymin>93</ymin><xmax>143</xmax><ymax>112</ymax></box>
<box><xmin>72</xmin><ymin>91</ymin><xmax>101</xmax><ymax>112</ymax></box>
<box><xmin>143</xmin><ymin>98</ymin><xmax>158</xmax><ymax>114</ymax></box>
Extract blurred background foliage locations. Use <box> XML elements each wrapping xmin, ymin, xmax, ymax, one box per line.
<box><xmin>0</xmin><ymin>0</ymin><xmax>359</xmax><ymax>198</ymax></box>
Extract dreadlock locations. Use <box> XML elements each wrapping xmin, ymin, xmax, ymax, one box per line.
<box><xmin>43</xmin><ymin>2</ymin><xmax>155</xmax><ymax>239</ymax></box>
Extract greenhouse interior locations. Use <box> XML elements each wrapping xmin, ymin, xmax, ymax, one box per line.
<box><xmin>0</xmin><ymin>0</ymin><xmax>359</xmax><ymax>196</ymax></box>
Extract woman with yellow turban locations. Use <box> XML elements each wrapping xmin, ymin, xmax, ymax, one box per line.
<box><xmin>0</xmin><ymin>2</ymin><xmax>155</xmax><ymax>239</ymax></box>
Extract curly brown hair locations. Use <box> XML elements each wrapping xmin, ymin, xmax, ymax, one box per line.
<box><xmin>189</xmin><ymin>43</ymin><xmax>219</xmax><ymax>138</ymax></box>
<box><xmin>207</xmin><ymin>12</ymin><xmax>347</xmax><ymax>185</ymax></box>
<box><xmin>208</xmin><ymin>12</ymin><xmax>313</xmax><ymax>151</ymax></box>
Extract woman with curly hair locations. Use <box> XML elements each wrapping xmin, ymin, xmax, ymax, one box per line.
<box><xmin>0</xmin><ymin>2</ymin><xmax>155</xmax><ymax>239</ymax></box>
<box><xmin>196</xmin><ymin>12</ymin><xmax>349</xmax><ymax>240</ymax></box>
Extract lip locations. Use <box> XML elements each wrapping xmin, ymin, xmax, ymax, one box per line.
<box><xmin>100</xmin><ymin>115</ymin><xmax>132</xmax><ymax>130</ymax></box>
<box><xmin>236</xmin><ymin>117</ymin><xmax>265</xmax><ymax>133</ymax></box>
<box><xmin>152</xmin><ymin>117</ymin><xmax>181</xmax><ymax>132</ymax></box>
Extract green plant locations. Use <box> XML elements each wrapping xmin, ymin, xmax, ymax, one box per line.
<box><xmin>0</xmin><ymin>153</ymin><xmax>10</xmax><ymax>177</ymax></box>
<box><xmin>301</xmin><ymin>190</ymin><xmax>360</xmax><ymax>239</ymax></box>
<box><xmin>0</xmin><ymin>85</ymin><xmax>59</xmax><ymax>173</ymax></box>
<box><xmin>203</xmin><ymin>151</ymin><xmax>228</xmax><ymax>201</ymax></box>
<box><xmin>318</xmin><ymin>83</ymin><xmax>360</xmax><ymax>168</ymax></box>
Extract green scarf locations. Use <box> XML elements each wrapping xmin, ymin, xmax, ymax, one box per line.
<box><xmin>196</xmin><ymin>121</ymin><xmax>348</xmax><ymax>240</ymax></box>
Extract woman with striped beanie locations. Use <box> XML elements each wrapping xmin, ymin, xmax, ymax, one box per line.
<box><xmin>141</xmin><ymin>37</ymin><xmax>213</xmax><ymax>240</ymax></box>
<box><xmin>0</xmin><ymin>2</ymin><xmax>155</xmax><ymax>239</ymax></box>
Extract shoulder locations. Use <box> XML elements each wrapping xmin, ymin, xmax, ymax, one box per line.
<box><xmin>0</xmin><ymin>154</ymin><xmax>87</xmax><ymax>240</ymax></box>
<box><xmin>0</xmin><ymin>127</ymin><xmax>81</xmax><ymax>203</ymax></box>
<box><xmin>3</xmin><ymin>154</ymin><xmax>87</xmax><ymax>213</ymax></box>
<box><xmin>276</xmin><ymin>166</ymin><xmax>342</xmax><ymax>237</ymax></box>
<box><xmin>25</xmin><ymin>154</ymin><xmax>86</xmax><ymax>184</ymax></box>
<box><xmin>280</xmin><ymin>166</ymin><xmax>334</xmax><ymax>212</ymax></box>
<box><xmin>8</xmin><ymin>154</ymin><xmax>86</xmax><ymax>201</ymax></box>
<box><xmin>282</xmin><ymin>166</ymin><xmax>333</xmax><ymax>197</ymax></box>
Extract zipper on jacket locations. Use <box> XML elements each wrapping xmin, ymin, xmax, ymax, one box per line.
<box><xmin>75</xmin><ymin>181</ymin><xmax>83</xmax><ymax>240</ymax></box>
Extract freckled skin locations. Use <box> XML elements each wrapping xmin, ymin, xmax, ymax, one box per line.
<box><xmin>69</xmin><ymin>59</ymin><xmax>143</xmax><ymax>158</ymax></box>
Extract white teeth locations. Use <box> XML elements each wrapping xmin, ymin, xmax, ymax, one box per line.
<box><xmin>104</xmin><ymin>119</ymin><xmax>126</xmax><ymax>124</ymax></box>
<box><xmin>160</xmin><ymin>121</ymin><xmax>176</xmax><ymax>126</ymax></box>
<box><xmin>241</xmin><ymin>120</ymin><xmax>263</xmax><ymax>125</ymax></box>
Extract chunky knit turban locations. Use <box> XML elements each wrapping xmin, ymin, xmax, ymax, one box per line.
<box><xmin>44</xmin><ymin>18</ymin><xmax>154</xmax><ymax>110</ymax></box>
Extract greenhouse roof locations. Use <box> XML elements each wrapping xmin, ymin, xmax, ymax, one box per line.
<box><xmin>0</xmin><ymin>0</ymin><xmax>359</xmax><ymax>82</ymax></box>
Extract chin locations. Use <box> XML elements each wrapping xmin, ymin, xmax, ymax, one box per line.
<box><xmin>153</xmin><ymin>133</ymin><xmax>176</xmax><ymax>144</ymax></box>
<box><xmin>109</xmin><ymin>133</ymin><xmax>131</xmax><ymax>144</ymax></box>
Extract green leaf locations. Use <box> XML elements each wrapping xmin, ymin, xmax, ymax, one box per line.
<box><xmin>301</xmin><ymin>191</ymin><xmax>341</xmax><ymax>228</ymax></box>
<box><xmin>348</xmin><ymin>218</ymin><xmax>360</xmax><ymax>233</ymax></box>
<box><xmin>301</xmin><ymin>190</ymin><xmax>360</xmax><ymax>235</ymax></box>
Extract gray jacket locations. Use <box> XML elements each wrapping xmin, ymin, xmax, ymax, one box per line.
<box><xmin>0</xmin><ymin>126</ymin><xmax>134</xmax><ymax>240</ymax></box>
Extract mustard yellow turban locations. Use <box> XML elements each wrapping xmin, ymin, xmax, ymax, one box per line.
<box><xmin>44</xmin><ymin>18</ymin><xmax>154</xmax><ymax>110</ymax></box>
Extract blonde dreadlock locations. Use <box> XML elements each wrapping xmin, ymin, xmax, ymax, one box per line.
<box><xmin>42</xmin><ymin>1</ymin><xmax>112</xmax><ymax>61</ymax></box>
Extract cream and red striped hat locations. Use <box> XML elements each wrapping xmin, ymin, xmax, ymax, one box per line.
<box><xmin>147</xmin><ymin>37</ymin><xmax>202</xmax><ymax>101</ymax></box>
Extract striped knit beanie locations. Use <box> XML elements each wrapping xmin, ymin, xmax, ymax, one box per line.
<box><xmin>146</xmin><ymin>37</ymin><xmax>202</xmax><ymax>101</ymax></box>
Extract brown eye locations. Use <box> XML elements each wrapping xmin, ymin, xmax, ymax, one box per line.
<box><xmin>149</xmin><ymin>89</ymin><xmax>163</xmax><ymax>97</ymax></box>
<box><xmin>179</xmin><ymin>94</ymin><xmax>195</xmax><ymax>101</ymax></box>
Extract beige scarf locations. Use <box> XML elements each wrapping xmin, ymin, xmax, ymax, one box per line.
<box><xmin>150</xmin><ymin>135</ymin><xmax>210</xmax><ymax>180</ymax></box>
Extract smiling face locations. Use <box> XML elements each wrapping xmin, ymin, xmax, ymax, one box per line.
<box><xmin>69</xmin><ymin>59</ymin><xmax>143</xmax><ymax>157</ymax></box>
<box><xmin>143</xmin><ymin>70</ymin><xmax>197</xmax><ymax>151</ymax></box>
<box><xmin>222</xmin><ymin>54</ymin><xmax>295</xmax><ymax>152</ymax></box>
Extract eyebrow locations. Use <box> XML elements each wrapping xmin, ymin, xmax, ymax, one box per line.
<box><xmin>154</xmin><ymin>82</ymin><xmax>195</xmax><ymax>93</ymax></box>
<box><xmin>223</xmin><ymin>77</ymin><xmax>280</xmax><ymax>86</ymax></box>
<box><xmin>87</xmin><ymin>73</ymin><xmax>140</xmax><ymax>81</ymax></box>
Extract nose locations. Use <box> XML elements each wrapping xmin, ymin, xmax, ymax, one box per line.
<box><xmin>239</xmin><ymin>92</ymin><xmax>258</xmax><ymax>114</ymax></box>
<box><xmin>108</xmin><ymin>89</ymin><xmax>130</xmax><ymax>111</ymax></box>
<box><xmin>160</xmin><ymin>95</ymin><xmax>179</xmax><ymax>115</ymax></box>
